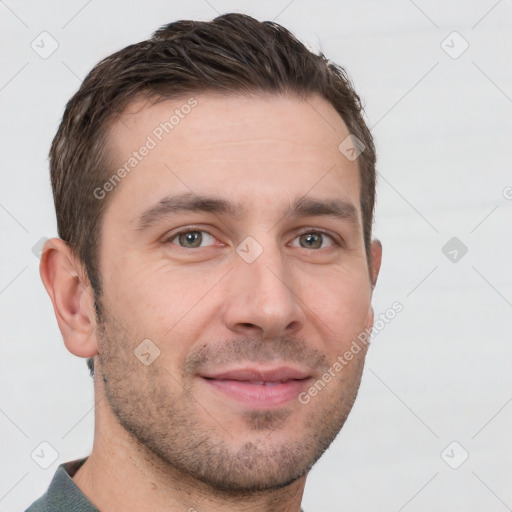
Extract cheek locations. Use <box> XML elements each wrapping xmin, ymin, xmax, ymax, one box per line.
<box><xmin>103</xmin><ymin>259</ymin><xmax>220</xmax><ymax>347</ymax></box>
<box><xmin>300</xmin><ymin>267</ymin><xmax>372</xmax><ymax>344</ymax></box>
<box><xmin>310</xmin><ymin>260</ymin><xmax>371</xmax><ymax>305</ymax></box>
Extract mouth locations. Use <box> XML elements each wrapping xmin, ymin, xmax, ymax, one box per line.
<box><xmin>199</xmin><ymin>366</ymin><xmax>312</xmax><ymax>409</ymax></box>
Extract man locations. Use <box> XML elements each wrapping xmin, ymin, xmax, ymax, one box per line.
<box><xmin>27</xmin><ymin>12</ymin><xmax>382</xmax><ymax>512</ymax></box>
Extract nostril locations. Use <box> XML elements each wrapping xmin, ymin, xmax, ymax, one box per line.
<box><xmin>286</xmin><ymin>320</ymin><xmax>299</xmax><ymax>331</ymax></box>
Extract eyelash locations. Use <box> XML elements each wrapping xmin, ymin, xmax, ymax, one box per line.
<box><xmin>165</xmin><ymin>227</ymin><xmax>340</xmax><ymax>249</ymax></box>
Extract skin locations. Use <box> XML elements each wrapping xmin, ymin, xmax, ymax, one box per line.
<box><xmin>40</xmin><ymin>92</ymin><xmax>382</xmax><ymax>512</ymax></box>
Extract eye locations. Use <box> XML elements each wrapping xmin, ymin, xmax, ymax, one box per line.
<box><xmin>291</xmin><ymin>231</ymin><xmax>336</xmax><ymax>250</ymax></box>
<box><xmin>169</xmin><ymin>230</ymin><xmax>217</xmax><ymax>248</ymax></box>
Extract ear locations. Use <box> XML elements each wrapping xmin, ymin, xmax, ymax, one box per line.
<box><xmin>39</xmin><ymin>238</ymin><xmax>98</xmax><ymax>358</ymax></box>
<box><xmin>370</xmin><ymin>238</ymin><xmax>382</xmax><ymax>291</ymax></box>
<box><xmin>365</xmin><ymin>239</ymin><xmax>383</xmax><ymax>330</ymax></box>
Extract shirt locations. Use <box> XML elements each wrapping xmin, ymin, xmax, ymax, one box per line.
<box><xmin>25</xmin><ymin>457</ymin><xmax>99</xmax><ymax>512</ymax></box>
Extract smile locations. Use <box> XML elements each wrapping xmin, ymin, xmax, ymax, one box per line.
<box><xmin>200</xmin><ymin>366</ymin><xmax>312</xmax><ymax>409</ymax></box>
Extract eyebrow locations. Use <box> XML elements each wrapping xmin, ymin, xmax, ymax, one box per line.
<box><xmin>135</xmin><ymin>192</ymin><xmax>360</xmax><ymax>230</ymax></box>
<box><xmin>136</xmin><ymin>193</ymin><xmax>242</xmax><ymax>230</ymax></box>
<box><xmin>285</xmin><ymin>196</ymin><xmax>359</xmax><ymax>227</ymax></box>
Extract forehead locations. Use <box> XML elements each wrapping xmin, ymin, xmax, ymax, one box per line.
<box><xmin>103</xmin><ymin>92</ymin><xmax>361</xmax><ymax>223</ymax></box>
<box><xmin>114</xmin><ymin>91</ymin><xmax>349</xmax><ymax>147</ymax></box>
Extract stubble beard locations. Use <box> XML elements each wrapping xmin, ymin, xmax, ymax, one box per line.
<box><xmin>94</xmin><ymin>301</ymin><xmax>366</xmax><ymax>496</ymax></box>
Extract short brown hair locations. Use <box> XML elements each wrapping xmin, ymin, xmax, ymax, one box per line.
<box><xmin>49</xmin><ymin>14</ymin><xmax>376</xmax><ymax>375</ymax></box>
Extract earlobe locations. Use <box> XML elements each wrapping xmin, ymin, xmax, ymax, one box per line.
<box><xmin>39</xmin><ymin>238</ymin><xmax>98</xmax><ymax>358</ymax></box>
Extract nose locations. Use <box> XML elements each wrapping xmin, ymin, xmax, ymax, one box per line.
<box><xmin>221</xmin><ymin>243</ymin><xmax>305</xmax><ymax>340</ymax></box>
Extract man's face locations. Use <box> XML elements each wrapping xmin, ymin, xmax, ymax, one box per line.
<box><xmin>95</xmin><ymin>92</ymin><xmax>377</xmax><ymax>491</ymax></box>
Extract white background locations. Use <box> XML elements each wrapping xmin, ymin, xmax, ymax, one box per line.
<box><xmin>1</xmin><ymin>1</ymin><xmax>511</xmax><ymax>511</ymax></box>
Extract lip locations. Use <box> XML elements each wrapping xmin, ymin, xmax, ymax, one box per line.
<box><xmin>200</xmin><ymin>366</ymin><xmax>311</xmax><ymax>409</ymax></box>
<box><xmin>201</xmin><ymin>367</ymin><xmax>311</xmax><ymax>382</ymax></box>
